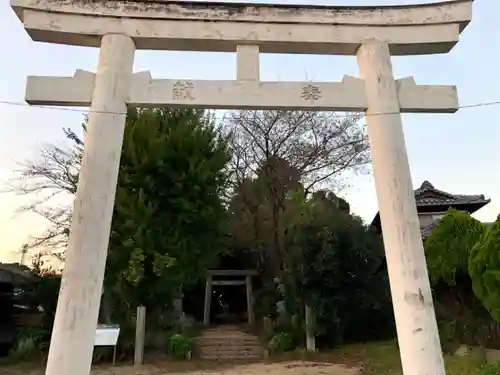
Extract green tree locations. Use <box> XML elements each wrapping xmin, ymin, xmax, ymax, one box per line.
<box><xmin>105</xmin><ymin>108</ymin><xmax>231</xmax><ymax>311</ymax></box>
<box><xmin>7</xmin><ymin>108</ymin><xmax>231</xmax><ymax>323</ymax></box>
<box><xmin>469</xmin><ymin>218</ymin><xmax>500</xmax><ymax>321</ymax></box>
<box><xmin>226</xmin><ymin>110</ymin><xmax>369</xmax><ymax>279</ymax></box>
<box><xmin>425</xmin><ymin>209</ymin><xmax>485</xmax><ymax>286</ymax></box>
<box><xmin>286</xmin><ymin>192</ymin><xmax>393</xmax><ymax>346</ymax></box>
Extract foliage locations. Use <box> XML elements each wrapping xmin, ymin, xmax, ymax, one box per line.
<box><xmin>285</xmin><ymin>192</ymin><xmax>394</xmax><ymax>346</ymax></box>
<box><xmin>113</xmin><ymin>317</ymin><xmax>137</xmax><ymax>361</ymax></box>
<box><xmin>227</xmin><ymin>157</ymin><xmax>303</xmax><ymax>277</ymax></box>
<box><xmin>434</xmin><ymin>294</ymin><xmax>500</xmax><ymax>351</ymax></box>
<box><xmin>167</xmin><ymin>333</ymin><xmax>193</xmax><ymax>360</ymax></box>
<box><xmin>226</xmin><ymin>110</ymin><xmax>368</xmax><ymax>281</ymax></box>
<box><xmin>8</xmin><ymin>335</ymin><xmax>45</xmax><ymax>362</ymax></box>
<box><xmin>253</xmin><ymin>280</ymin><xmax>280</xmax><ymax>319</ymax></box>
<box><xmin>104</xmin><ymin>108</ymin><xmax>231</xmax><ymax>313</ymax></box>
<box><xmin>6</xmin><ymin>107</ymin><xmax>230</xmax><ymax>300</ymax></box>
<box><xmin>480</xmin><ymin>361</ymin><xmax>500</xmax><ymax>375</ymax></box>
<box><xmin>8</xmin><ymin>272</ymin><xmax>62</xmax><ymax>355</ymax></box>
<box><xmin>15</xmin><ymin>326</ymin><xmax>48</xmax><ymax>349</ymax></box>
<box><xmin>6</xmin><ymin>108</ymin><xmax>231</xmax><ymax>359</ymax></box>
<box><xmin>425</xmin><ymin>210</ymin><xmax>493</xmax><ymax>349</ymax></box>
<box><xmin>272</xmin><ymin>322</ymin><xmax>303</xmax><ymax>348</ymax></box>
<box><xmin>469</xmin><ymin>220</ymin><xmax>500</xmax><ymax>321</ymax></box>
<box><xmin>229</xmin><ymin>157</ymin><xmax>392</xmax><ymax>346</ymax></box>
<box><xmin>25</xmin><ymin>274</ymin><xmax>61</xmax><ymax>336</ymax></box>
<box><xmin>332</xmin><ymin>340</ymin><xmax>484</xmax><ymax>375</ymax></box>
<box><xmin>268</xmin><ymin>331</ymin><xmax>295</xmax><ymax>355</ymax></box>
<box><xmin>425</xmin><ymin>209</ymin><xmax>485</xmax><ymax>286</ymax></box>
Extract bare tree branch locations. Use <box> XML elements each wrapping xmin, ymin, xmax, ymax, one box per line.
<box><xmin>224</xmin><ymin>110</ymin><xmax>370</xmax><ymax>192</ymax></box>
<box><xmin>2</xmin><ymin>126</ymin><xmax>83</xmax><ymax>257</ymax></box>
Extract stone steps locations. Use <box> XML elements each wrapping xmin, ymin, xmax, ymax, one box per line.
<box><xmin>194</xmin><ymin>326</ymin><xmax>264</xmax><ymax>361</ymax></box>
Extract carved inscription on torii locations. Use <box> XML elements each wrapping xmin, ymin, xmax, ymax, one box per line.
<box><xmin>172</xmin><ymin>81</ymin><xmax>195</xmax><ymax>101</ymax></box>
<box><xmin>301</xmin><ymin>84</ymin><xmax>322</xmax><ymax>102</ymax></box>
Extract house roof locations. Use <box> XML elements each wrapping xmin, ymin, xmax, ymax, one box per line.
<box><xmin>371</xmin><ymin>181</ymin><xmax>491</xmax><ymax>231</ymax></box>
<box><xmin>0</xmin><ymin>263</ymin><xmax>39</xmax><ymax>285</ymax></box>
<box><xmin>414</xmin><ymin>180</ymin><xmax>490</xmax><ymax>210</ymax></box>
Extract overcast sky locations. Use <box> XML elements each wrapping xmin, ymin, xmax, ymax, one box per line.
<box><xmin>0</xmin><ymin>0</ymin><xmax>498</xmax><ymax>262</ymax></box>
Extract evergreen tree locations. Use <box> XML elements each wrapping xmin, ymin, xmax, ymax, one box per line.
<box><xmin>105</xmin><ymin>108</ymin><xmax>231</xmax><ymax>311</ymax></box>
<box><xmin>469</xmin><ymin>218</ymin><xmax>500</xmax><ymax>321</ymax></box>
<box><xmin>285</xmin><ymin>192</ymin><xmax>394</xmax><ymax>346</ymax></box>
<box><xmin>425</xmin><ymin>209</ymin><xmax>485</xmax><ymax>286</ymax></box>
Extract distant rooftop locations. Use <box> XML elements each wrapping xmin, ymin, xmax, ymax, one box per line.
<box><xmin>0</xmin><ymin>263</ymin><xmax>38</xmax><ymax>285</ymax></box>
<box><xmin>371</xmin><ymin>180</ymin><xmax>491</xmax><ymax>231</ymax></box>
<box><xmin>414</xmin><ymin>180</ymin><xmax>490</xmax><ymax>210</ymax></box>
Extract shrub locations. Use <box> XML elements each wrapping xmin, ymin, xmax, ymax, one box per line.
<box><xmin>268</xmin><ymin>332</ymin><xmax>294</xmax><ymax>355</ymax></box>
<box><xmin>8</xmin><ymin>336</ymin><xmax>40</xmax><ymax>361</ymax></box>
<box><xmin>287</xmin><ymin>200</ymin><xmax>394</xmax><ymax>346</ymax></box>
<box><xmin>425</xmin><ymin>209</ymin><xmax>485</xmax><ymax>286</ymax></box>
<box><xmin>16</xmin><ymin>325</ymin><xmax>49</xmax><ymax>348</ymax></box>
<box><xmin>167</xmin><ymin>333</ymin><xmax>192</xmax><ymax>360</ymax></box>
<box><xmin>273</xmin><ymin>322</ymin><xmax>302</xmax><ymax>345</ymax></box>
<box><xmin>7</xmin><ymin>326</ymin><xmax>50</xmax><ymax>363</ymax></box>
<box><xmin>479</xmin><ymin>361</ymin><xmax>500</xmax><ymax>375</ymax></box>
<box><xmin>469</xmin><ymin>220</ymin><xmax>500</xmax><ymax>321</ymax></box>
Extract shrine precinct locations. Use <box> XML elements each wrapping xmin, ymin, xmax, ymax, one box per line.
<box><xmin>11</xmin><ymin>1</ymin><xmax>473</xmax><ymax>375</ymax></box>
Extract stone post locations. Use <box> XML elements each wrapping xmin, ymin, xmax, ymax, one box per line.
<box><xmin>305</xmin><ymin>304</ymin><xmax>316</xmax><ymax>351</ymax></box>
<box><xmin>246</xmin><ymin>275</ymin><xmax>255</xmax><ymax>325</ymax></box>
<box><xmin>45</xmin><ymin>34</ymin><xmax>135</xmax><ymax>375</ymax></box>
<box><xmin>356</xmin><ymin>39</ymin><xmax>444</xmax><ymax>375</ymax></box>
<box><xmin>134</xmin><ymin>305</ymin><xmax>146</xmax><ymax>366</ymax></box>
<box><xmin>203</xmin><ymin>276</ymin><xmax>212</xmax><ymax>326</ymax></box>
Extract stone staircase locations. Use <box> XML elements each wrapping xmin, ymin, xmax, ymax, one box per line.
<box><xmin>194</xmin><ymin>325</ymin><xmax>264</xmax><ymax>361</ymax></box>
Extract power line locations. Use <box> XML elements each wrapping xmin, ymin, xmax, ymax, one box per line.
<box><xmin>0</xmin><ymin>98</ymin><xmax>499</xmax><ymax>119</ymax></box>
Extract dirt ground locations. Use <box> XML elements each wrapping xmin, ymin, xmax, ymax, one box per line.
<box><xmin>2</xmin><ymin>360</ymin><xmax>360</xmax><ymax>375</ymax></box>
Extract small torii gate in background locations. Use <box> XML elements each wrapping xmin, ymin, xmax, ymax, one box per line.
<box><xmin>203</xmin><ymin>269</ymin><xmax>257</xmax><ymax>326</ymax></box>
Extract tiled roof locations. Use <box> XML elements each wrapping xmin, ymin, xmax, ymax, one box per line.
<box><xmin>414</xmin><ymin>180</ymin><xmax>490</xmax><ymax>208</ymax></box>
<box><xmin>370</xmin><ymin>180</ymin><xmax>491</xmax><ymax>230</ymax></box>
<box><xmin>412</xmin><ymin>181</ymin><xmax>493</xmax><ymax>238</ymax></box>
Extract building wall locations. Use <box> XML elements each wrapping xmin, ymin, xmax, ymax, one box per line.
<box><xmin>418</xmin><ymin>212</ymin><xmax>445</xmax><ymax>229</ymax></box>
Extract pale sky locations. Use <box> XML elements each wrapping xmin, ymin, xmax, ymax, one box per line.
<box><xmin>0</xmin><ymin>0</ymin><xmax>499</xmax><ymax>263</ymax></box>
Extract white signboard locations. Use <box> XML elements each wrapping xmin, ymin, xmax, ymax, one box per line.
<box><xmin>94</xmin><ymin>324</ymin><xmax>120</xmax><ymax>365</ymax></box>
<box><xmin>94</xmin><ymin>324</ymin><xmax>120</xmax><ymax>346</ymax></box>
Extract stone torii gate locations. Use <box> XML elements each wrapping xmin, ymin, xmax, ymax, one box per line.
<box><xmin>11</xmin><ymin>1</ymin><xmax>473</xmax><ymax>374</ymax></box>
<box><xmin>202</xmin><ymin>269</ymin><xmax>257</xmax><ymax>326</ymax></box>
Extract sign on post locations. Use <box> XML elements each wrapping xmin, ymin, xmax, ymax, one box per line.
<box><xmin>94</xmin><ymin>324</ymin><xmax>120</xmax><ymax>366</ymax></box>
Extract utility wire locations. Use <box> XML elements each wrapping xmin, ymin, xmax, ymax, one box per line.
<box><xmin>0</xmin><ymin>98</ymin><xmax>499</xmax><ymax>119</ymax></box>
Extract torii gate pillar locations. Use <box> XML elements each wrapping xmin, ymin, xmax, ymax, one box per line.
<box><xmin>45</xmin><ymin>34</ymin><xmax>135</xmax><ymax>375</ymax></box>
<box><xmin>357</xmin><ymin>40</ymin><xmax>444</xmax><ymax>374</ymax></box>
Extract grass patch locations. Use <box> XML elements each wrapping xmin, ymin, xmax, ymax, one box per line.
<box><xmin>331</xmin><ymin>340</ymin><xmax>484</xmax><ymax>375</ymax></box>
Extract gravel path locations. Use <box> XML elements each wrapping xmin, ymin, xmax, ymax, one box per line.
<box><xmin>2</xmin><ymin>361</ymin><xmax>360</xmax><ymax>375</ymax></box>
